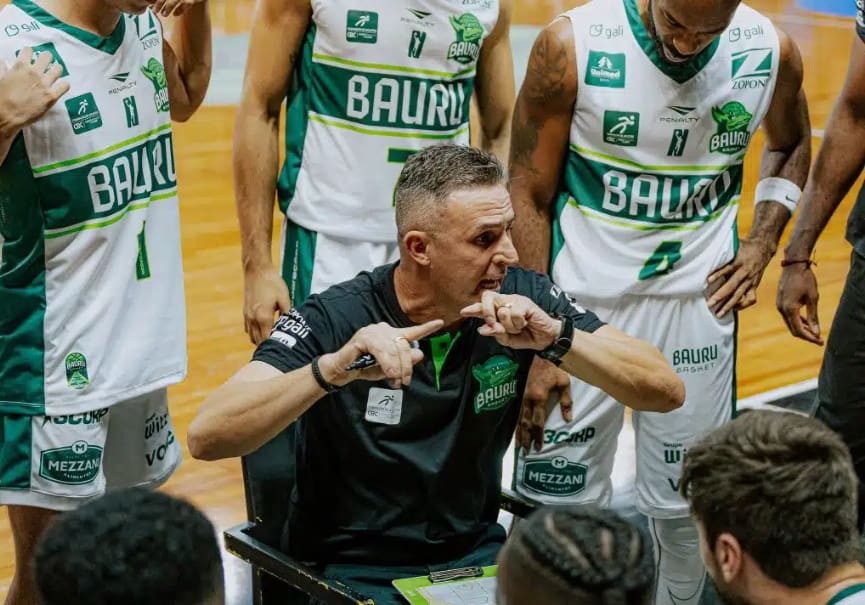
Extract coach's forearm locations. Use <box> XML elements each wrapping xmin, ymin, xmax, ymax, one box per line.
<box><xmin>233</xmin><ymin>106</ymin><xmax>281</xmax><ymax>274</ymax></box>
<box><xmin>560</xmin><ymin>325</ymin><xmax>685</xmax><ymax>412</ymax></box>
<box><xmin>188</xmin><ymin>367</ymin><xmax>324</xmax><ymax>460</ymax></box>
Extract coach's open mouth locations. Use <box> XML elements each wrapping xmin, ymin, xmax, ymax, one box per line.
<box><xmin>476</xmin><ymin>278</ymin><xmax>503</xmax><ymax>292</ymax></box>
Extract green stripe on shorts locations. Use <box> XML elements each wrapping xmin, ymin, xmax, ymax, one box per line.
<box><xmin>282</xmin><ymin>220</ymin><xmax>317</xmax><ymax>305</ymax></box>
<box><xmin>0</xmin><ymin>415</ymin><xmax>32</xmax><ymax>489</ymax></box>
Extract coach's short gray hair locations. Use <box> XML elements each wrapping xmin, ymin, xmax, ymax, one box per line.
<box><xmin>394</xmin><ymin>144</ymin><xmax>505</xmax><ymax>237</ymax></box>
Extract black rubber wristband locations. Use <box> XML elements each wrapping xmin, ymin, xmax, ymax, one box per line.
<box><xmin>311</xmin><ymin>356</ymin><xmax>339</xmax><ymax>393</ymax></box>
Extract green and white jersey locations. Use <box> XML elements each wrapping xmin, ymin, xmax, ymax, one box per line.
<box><xmin>828</xmin><ymin>584</ymin><xmax>865</xmax><ymax>605</ymax></box>
<box><xmin>552</xmin><ymin>0</ymin><xmax>778</xmax><ymax>299</ymax></box>
<box><xmin>280</xmin><ymin>0</ymin><xmax>498</xmax><ymax>243</ymax></box>
<box><xmin>0</xmin><ymin>1</ymin><xmax>186</xmax><ymax>416</ymax></box>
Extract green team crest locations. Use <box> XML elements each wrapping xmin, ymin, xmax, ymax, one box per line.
<box><xmin>709</xmin><ymin>101</ymin><xmax>752</xmax><ymax>154</ymax></box>
<box><xmin>448</xmin><ymin>13</ymin><xmax>483</xmax><ymax>64</ymax></box>
<box><xmin>65</xmin><ymin>352</ymin><xmax>89</xmax><ymax>390</ymax></box>
<box><xmin>472</xmin><ymin>355</ymin><xmax>519</xmax><ymax>413</ymax></box>
<box><xmin>141</xmin><ymin>58</ymin><xmax>170</xmax><ymax>113</ymax></box>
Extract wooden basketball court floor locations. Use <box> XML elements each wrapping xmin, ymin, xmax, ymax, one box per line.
<box><xmin>0</xmin><ymin>0</ymin><xmax>862</xmax><ymax>601</ymax></box>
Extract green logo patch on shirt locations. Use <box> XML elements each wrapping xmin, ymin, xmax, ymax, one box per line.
<box><xmin>602</xmin><ymin>110</ymin><xmax>640</xmax><ymax>146</ymax></box>
<box><xmin>709</xmin><ymin>101</ymin><xmax>752</xmax><ymax>154</ymax></box>
<box><xmin>64</xmin><ymin>352</ymin><xmax>89</xmax><ymax>389</ymax></box>
<box><xmin>472</xmin><ymin>354</ymin><xmax>518</xmax><ymax>413</ymax></box>
<box><xmin>448</xmin><ymin>13</ymin><xmax>483</xmax><ymax>64</ymax></box>
<box><xmin>346</xmin><ymin>10</ymin><xmax>379</xmax><ymax>43</ymax></box>
<box><xmin>65</xmin><ymin>93</ymin><xmax>102</xmax><ymax>135</ymax></box>
<box><xmin>585</xmin><ymin>51</ymin><xmax>625</xmax><ymax>88</ymax></box>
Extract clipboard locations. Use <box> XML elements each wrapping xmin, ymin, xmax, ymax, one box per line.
<box><xmin>392</xmin><ymin>565</ymin><xmax>497</xmax><ymax>605</ymax></box>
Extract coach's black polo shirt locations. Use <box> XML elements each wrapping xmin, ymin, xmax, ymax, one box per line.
<box><xmin>253</xmin><ymin>263</ymin><xmax>603</xmax><ymax>566</ymax></box>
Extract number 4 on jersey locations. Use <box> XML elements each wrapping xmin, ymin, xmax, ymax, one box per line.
<box><xmin>639</xmin><ymin>241</ymin><xmax>682</xmax><ymax>280</ymax></box>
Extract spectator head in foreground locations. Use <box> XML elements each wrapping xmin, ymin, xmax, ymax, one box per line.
<box><xmin>496</xmin><ymin>505</ymin><xmax>654</xmax><ymax>604</ymax></box>
<box><xmin>682</xmin><ymin>410</ymin><xmax>864</xmax><ymax>605</ymax></box>
<box><xmin>35</xmin><ymin>488</ymin><xmax>224</xmax><ymax>605</ymax></box>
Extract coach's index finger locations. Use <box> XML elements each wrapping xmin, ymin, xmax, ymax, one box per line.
<box><xmin>398</xmin><ymin>319</ymin><xmax>445</xmax><ymax>342</ymax></box>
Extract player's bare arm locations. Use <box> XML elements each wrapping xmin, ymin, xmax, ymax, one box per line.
<box><xmin>777</xmin><ymin>34</ymin><xmax>865</xmax><ymax>345</ymax></box>
<box><xmin>473</xmin><ymin>0</ymin><xmax>515</xmax><ymax>162</ymax></box>
<box><xmin>188</xmin><ymin>319</ymin><xmax>443</xmax><ymax>460</ymax></box>
<box><xmin>509</xmin><ymin>18</ymin><xmax>576</xmax><ymax>275</ymax></box>
<box><xmin>0</xmin><ymin>49</ymin><xmax>69</xmax><ymax>165</ymax></box>
<box><xmin>234</xmin><ymin>0</ymin><xmax>312</xmax><ymax>345</ymax></box>
<box><xmin>708</xmin><ymin>29</ymin><xmax>810</xmax><ymax>317</ymax></box>
<box><xmin>508</xmin><ymin>19</ymin><xmax>577</xmax><ymax>452</ymax></box>
<box><xmin>160</xmin><ymin>0</ymin><xmax>212</xmax><ymax>122</ymax></box>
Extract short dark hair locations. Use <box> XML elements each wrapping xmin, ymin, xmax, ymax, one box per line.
<box><xmin>681</xmin><ymin>410</ymin><xmax>860</xmax><ymax>588</ymax></box>
<box><xmin>394</xmin><ymin>144</ymin><xmax>505</xmax><ymax>236</ymax></box>
<box><xmin>499</xmin><ymin>506</ymin><xmax>654</xmax><ymax>605</ymax></box>
<box><xmin>35</xmin><ymin>488</ymin><xmax>223</xmax><ymax>605</ymax></box>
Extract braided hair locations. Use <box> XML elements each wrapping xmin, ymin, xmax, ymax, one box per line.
<box><xmin>498</xmin><ymin>506</ymin><xmax>653</xmax><ymax>605</ymax></box>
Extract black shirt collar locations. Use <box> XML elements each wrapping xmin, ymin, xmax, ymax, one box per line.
<box><xmin>374</xmin><ymin>262</ymin><xmax>414</xmax><ymax>328</ymax></box>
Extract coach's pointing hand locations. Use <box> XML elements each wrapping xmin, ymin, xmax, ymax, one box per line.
<box><xmin>318</xmin><ymin>319</ymin><xmax>444</xmax><ymax>390</ymax></box>
<box><xmin>461</xmin><ymin>291</ymin><xmax>561</xmax><ymax>351</ymax></box>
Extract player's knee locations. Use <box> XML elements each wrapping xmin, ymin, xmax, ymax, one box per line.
<box><xmin>651</xmin><ymin>516</ymin><xmax>706</xmax><ymax>605</ymax></box>
<box><xmin>651</xmin><ymin>516</ymin><xmax>700</xmax><ymax>559</ymax></box>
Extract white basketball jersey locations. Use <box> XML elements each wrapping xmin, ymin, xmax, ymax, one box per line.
<box><xmin>281</xmin><ymin>0</ymin><xmax>499</xmax><ymax>243</ymax></box>
<box><xmin>0</xmin><ymin>2</ymin><xmax>186</xmax><ymax>416</ymax></box>
<box><xmin>551</xmin><ymin>0</ymin><xmax>778</xmax><ymax>299</ymax></box>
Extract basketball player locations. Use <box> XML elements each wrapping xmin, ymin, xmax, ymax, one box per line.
<box><xmin>507</xmin><ymin>0</ymin><xmax>811</xmax><ymax>603</ymax></box>
<box><xmin>0</xmin><ymin>1</ymin><xmax>211</xmax><ymax>603</ymax></box>
<box><xmin>235</xmin><ymin>0</ymin><xmax>516</xmax><ymax>345</ymax></box>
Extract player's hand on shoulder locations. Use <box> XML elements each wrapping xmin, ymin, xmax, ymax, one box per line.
<box><xmin>152</xmin><ymin>0</ymin><xmax>206</xmax><ymax>18</ymax></box>
<box><xmin>318</xmin><ymin>319</ymin><xmax>444</xmax><ymax>390</ymax></box>
<box><xmin>460</xmin><ymin>290</ymin><xmax>561</xmax><ymax>350</ymax></box>
<box><xmin>0</xmin><ymin>48</ymin><xmax>70</xmax><ymax>135</ymax></box>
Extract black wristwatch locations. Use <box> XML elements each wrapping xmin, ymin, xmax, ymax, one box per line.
<box><xmin>538</xmin><ymin>314</ymin><xmax>573</xmax><ymax>366</ymax></box>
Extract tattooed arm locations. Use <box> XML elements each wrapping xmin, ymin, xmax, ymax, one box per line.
<box><xmin>508</xmin><ymin>18</ymin><xmax>579</xmax><ymax>454</ymax></box>
<box><xmin>508</xmin><ymin>17</ymin><xmax>577</xmax><ymax>273</ymax></box>
<box><xmin>233</xmin><ymin>0</ymin><xmax>312</xmax><ymax>344</ymax></box>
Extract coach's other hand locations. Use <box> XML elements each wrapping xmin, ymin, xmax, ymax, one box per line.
<box><xmin>463</xmin><ymin>291</ymin><xmax>684</xmax><ymax>413</ymax></box>
<box><xmin>460</xmin><ymin>290</ymin><xmax>562</xmax><ymax>350</ymax></box>
<box><xmin>318</xmin><ymin>319</ymin><xmax>444</xmax><ymax>390</ymax></box>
